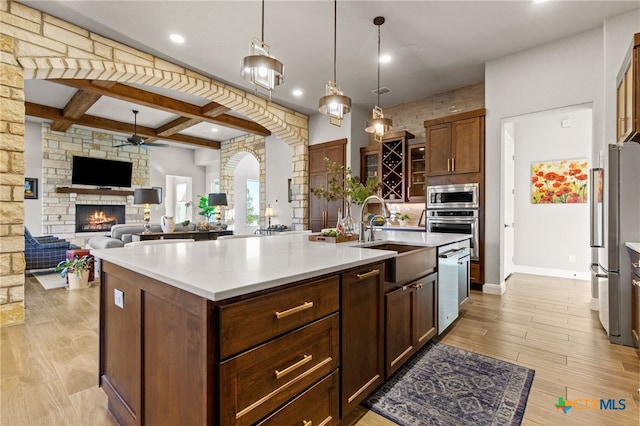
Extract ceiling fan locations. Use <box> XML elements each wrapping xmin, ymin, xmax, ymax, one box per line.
<box><xmin>115</xmin><ymin>110</ymin><xmax>166</xmax><ymax>149</ymax></box>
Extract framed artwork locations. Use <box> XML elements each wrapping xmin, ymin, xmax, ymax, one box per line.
<box><xmin>418</xmin><ymin>210</ymin><xmax>426</xmax><ymax>227</ymax></box>
<box><xmin>531</xmin><ymin>159</ymin><xmax>588</xmax><ymax>204</ymax></box>
<box><xmin>24</xmin><ymin>178</ymin><xmax>38</xmax><ymax>199</ymax></box>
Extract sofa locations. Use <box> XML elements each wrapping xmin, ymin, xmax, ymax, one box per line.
<box><xmin>24</xmin><ymin>227</ymin><xmax>80</xmax><ymax>270</ymax></box>
<box><xmin>88</xmin><ymin>223</ymin><xmax>196</xmax><ymax>249</ymax></box>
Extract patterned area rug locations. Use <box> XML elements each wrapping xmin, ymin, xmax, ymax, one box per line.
<box><xmin>29</xmin><ymin>270</ymin><xmax>99</xmax><ymax>290</ymax></box>
<box><xmin>363</xmin><ymin>341</ymin><xmax>534</xmax><ymax>426</ymax></box>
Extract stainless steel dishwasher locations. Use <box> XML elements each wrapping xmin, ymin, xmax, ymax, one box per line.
<box><xmin>437</xmin><ymin>241</ymin><xmax>470</xmax><ymax>334</ymax></box>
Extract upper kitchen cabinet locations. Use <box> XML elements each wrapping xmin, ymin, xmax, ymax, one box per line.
<box><xmin>407</xmin><ymin>139</ymin><xmax>426</xmax><ymax>202</ymax></box>
<box><xmin>616</xmin><ymin>33</ymin><xmax>640</xmax><ymax>144</ymax></box>
<box><xmin>380</xmin><ymin>130</ymin><xmax>414</xmax><ymax>202</ymax></box>
<box><xmin>360</xmin><ymin>145</ymin><xmax>381</xmax><ymax>184</ymax></box>
<box><xmin>425</xmin><ymin>109</ymin><xmax>485</xmax><ymax>179</ymax></box>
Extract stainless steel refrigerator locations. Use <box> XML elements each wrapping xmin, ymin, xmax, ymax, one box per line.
<box><xmin>590</xmin><ymin>142</ymin><xmax>640</xmax><ymax>347</ymax></box>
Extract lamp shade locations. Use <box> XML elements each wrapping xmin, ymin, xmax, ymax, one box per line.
<box><xmin>134</xmin><ymin>188</ymin><xmax>161</xmax><ymax>205</ymax></box>
<box><xmin>265</xmin><ymin>205</ymin><xmax>275</xmax><ymax>217</ymax></box>
<box><xmin>208</xmin><ymin>193</ymin><xmax>228</xmax><ymax>206</ymax></box>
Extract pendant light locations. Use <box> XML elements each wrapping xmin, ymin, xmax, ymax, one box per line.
<box><xmin>241</xmin><ymin>0</ymin><xmax>285</xmax><ymax>100</ymax></box>
<box><xmin>318</xmin><ymin>0</ymin><xmax>351</xmax><ymax>126</ymax></box>
<box><xmin>365</xmin><ymin>16</ymin><xmax>392</xmax><ymax>142</ymax></box>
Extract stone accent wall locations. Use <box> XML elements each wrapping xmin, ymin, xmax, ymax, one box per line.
<box><xmin>41</xmin><ymin>123</ymin><xmax>149</xmax><ymax>239</ymax></box>
<box><xmin>382</xmin><ymin>82</ymin><xmax>485</xmax><ymax>140</ymax></box>
<box><xmin>0</xmin><ymin>0</ymin><xmax>310</xmax><ymax>326</ymax></box>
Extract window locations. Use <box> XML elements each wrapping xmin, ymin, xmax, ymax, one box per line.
<box><xmin>246</xmin><ymin>179</ymin><xmax>259</xmax><ymax>226</ymax></box>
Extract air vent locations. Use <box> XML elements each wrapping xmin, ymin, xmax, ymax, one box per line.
<box><xmin>372</xmin><ymin>86</ymin><xmax>391</xmax><ymax>95</ymax></box>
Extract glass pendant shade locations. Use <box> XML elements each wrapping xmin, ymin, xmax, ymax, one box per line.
<box><xmin>365</xmin><ymin>106</ymin><xmax>393</xmax><ymax>142</ymax></box>
<box><xmin>241</xmin><ymin>39</ymin><xmax>284</xmax><ymax>99</ymax></box>
<box><xmin>365</xmin><ymin>16</ymin><xmax>393</xmax><ymax>141</ymax></box>
<box><xmin>318</xmin><ymin>0</ymin><xmax>351</xmax><ymax>126</ymax></box>
<box><xmin>318</xmin><ymin>81</ymin><xmax>352</xmax><ymax>126</ymax></box>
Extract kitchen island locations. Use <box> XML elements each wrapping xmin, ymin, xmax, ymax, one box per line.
<box><xmin>92</xmin><ymin>231</ymin><xmax>469</xmax><ymax>426</ymax></box>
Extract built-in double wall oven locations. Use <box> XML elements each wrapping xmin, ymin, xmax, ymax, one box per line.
<box><xmin>426</xmin><ymin>183</ymin><xmax>480</xmax><ymax>261</ymax></box>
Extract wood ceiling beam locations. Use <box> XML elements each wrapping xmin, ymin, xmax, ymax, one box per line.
<box><xmin>156</xmin><ymin>117</ymin><xmax>203</xmax><ymax>137</ymax></box>
<box><xmin>51</xmin><ymin>90</ymin><xmax>102</xmax><ymax>132</ymax></box>
<box><xmin>25</xmin><ymin>102</ymin><xmax>221</xmax><ymax>149</ymax></box>
<box><xmin>52</xmin><ymin>79</ymin><xmax>271</xmax><ymax>136</ymax></box>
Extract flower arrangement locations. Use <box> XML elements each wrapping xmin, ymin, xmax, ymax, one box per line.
<box><xmin>395</xmin><ymin>211</ymin><xmax>411</xmax><ymax>221</ymax></box>
<box><xmin>310</xmin><ymin>158</ymin><xmax>382</xmax><ymax>205</ymax></box>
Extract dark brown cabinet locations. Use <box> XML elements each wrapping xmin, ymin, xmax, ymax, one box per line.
<box><xmin>360</xmin><ymin>145</ymin><xmax>380</xmax><ymax>184</ymax></box>
<box><xmin>425</xmin><ymin>110</ymin><xmax>484</xmax><ymax>178</ymax></box>
<box><xmin>340</xmin><ymin>263</ymin><xmax>384</xmax><ymax>416</ymax></box>
<box><xmin>309</xmin><ymin>139</ymin><xmax>346</xmax><ymax>232</ymax></box>
<box><xmin>407</xmin><ymin>139</ymin><xmax>426</xmax><ymax>202</ymax></box>
<box><xmin>629</xmin><ymin>247</ymin><xmax>640</xmax><ymax>348</ymax></box>
<box><xmin>616</xmin><ymin>33</ymin><xmax>640</xmax><ymax>144</ymax></box>
<box><xmin>385</xmin><ymin>272</ymin><xmax>437</xmax><ymax>378</ymax></box>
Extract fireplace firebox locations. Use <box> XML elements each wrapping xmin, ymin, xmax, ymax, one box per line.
<box><xmin>76</xmin><ymin>205</ymin><xmax>125</xmax><ymax>233</ymax></box>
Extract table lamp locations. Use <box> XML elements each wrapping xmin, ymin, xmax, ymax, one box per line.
<box><xmin>134</xmin><ymin>188</ymin><xmax>161</xmax><ymax>233</ymax></box>
<box><xmin>208</xmin><ymin>193</ymin><xmax>228</xmax><ymax>228</ymax></box>
<box><xmin>265</xmin><ymin>204</ymin><xmax>275</xmax><ymax>228</ymax></box>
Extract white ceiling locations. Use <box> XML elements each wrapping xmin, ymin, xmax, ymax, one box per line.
<box><xmin>20</xmin><ymin>0</ymin><xmax>640</xmax><ymax>148</ymax></box>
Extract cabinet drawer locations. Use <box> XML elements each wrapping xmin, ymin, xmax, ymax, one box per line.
<box><xmin>219</xmin><ymin>314</ymin><xmax>339</xmax><ymax>426</ymax></box>
<box><xmin>256</xmin><ymin>371</ymin><xmax>339</xmax><ymax>426</ymax></box>
<box><xmin>219</xmin><ymin>276</ymin><xmax>339</xmax><ymax>358</ymax></box>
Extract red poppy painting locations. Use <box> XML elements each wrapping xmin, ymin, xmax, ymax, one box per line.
<box><xmin>531</xmin><ymin>159</ymin><xmax>588</xmax><ymax>204</ymax></box>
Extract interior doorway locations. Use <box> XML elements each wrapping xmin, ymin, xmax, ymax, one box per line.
<box><xmin>232</xmin><ymin>154</ymin><xmax>260</xmax><ymax>235</ymax></box>
<box><xmin>500</xmin><ymin>104</ymin><xmax>593</xmax><ymax>284</ymax></box>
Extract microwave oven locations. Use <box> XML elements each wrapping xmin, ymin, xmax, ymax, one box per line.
<box><xmin>426</xmin><ymin>183</ymin><xmax>479</xmax><ymax>209</ymax></box>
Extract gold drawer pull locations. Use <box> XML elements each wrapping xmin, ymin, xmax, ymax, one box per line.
<box><xmin>452</xmin><ymin>157</ymin><xmax>455</xmax><ymax>171</ymax></box>
<box><xmin>275</xmin><ymin>354</ymin><xmax>313</xmax><ymax>379</ymax></box>
<box><xmin>633</xmin><ymin>279</ymin><xmax>640</xmax><ymax>287</ymax></box>
<box><xmin>302</xmin><ymin>421</ymin><xmax>312</xmax><ymax>426</ymax></box>
<box><xmin>633</xmin><ymin>262</ymin><xmax>639</xmax><ymax>268</ymax></box>
<box><xmin>356</xmin><ymin>269</ymin><xmax>380</xmax><ymax>280</ymax></box>
<box><xmin>412</xmin><ymin>282</ymin><xmax>423</xmax><ymax>289</ymax></box>
<box><xmin>447</xmin><ymin>158</ymin><xmax>451</xmax><ymax>172</ymax></box>
<box><xmin>275</xmin><ymin>301</ymin><xmax>314</xmax><ymax>319</ymax></box>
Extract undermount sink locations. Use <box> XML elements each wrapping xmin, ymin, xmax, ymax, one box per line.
<box><xmin>355</xmin><ymin>242</ymin><xmax>436</xmax><ymax>283</ymax></box>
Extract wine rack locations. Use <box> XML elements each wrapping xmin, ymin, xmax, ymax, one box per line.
<box><xmin>381</xmin><ymin>139</ymin><xmax>405</xmax><ymax>201</ymax></box>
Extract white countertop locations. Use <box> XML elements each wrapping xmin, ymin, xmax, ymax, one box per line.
<box><xmin>91</xmin><ymin>232</ymin><xmax>469</xmax><ymax>301</ymax></box>
<box><xmin>626</xmin><ymin>242</ymin><xmax>640</xmax><ymax>253</ymax></box>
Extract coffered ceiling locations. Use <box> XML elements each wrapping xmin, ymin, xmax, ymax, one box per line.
<box><xmin>20</xmin><ymin>0</ymin><xmax>640</xmax><ymax>150</ymax></box>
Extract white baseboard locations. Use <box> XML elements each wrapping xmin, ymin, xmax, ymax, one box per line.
<box><xmin>590</xmin><ymin>298</ymin><xmax>600</xmax><ymax>311</ymax></box>
<box><xmin>513</xmin><ymin>265</ymin><xmax>590</xmax><ymax>281</ymax></box>
<box><xmin>482</xmin><ymin>282</ymin><xmax>505</xmax><ymax>295</ymax></box>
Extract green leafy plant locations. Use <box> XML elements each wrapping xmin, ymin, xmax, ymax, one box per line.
<box><xmin>55</xmin><ymin>255</ymin><xmax>93</xmax><ymax>278</ymax></box>
<box><xmin>196</xmin><ymin>195</ymin><xmax>216</xmax><ymax>221</ymax></box>
<box><xmin>396</xmin><ymin>212</ymin><xmax>411</xmax><ymax>221</ymax></box>
<box><xmin>311</xmin><ymin>158</ymin><xmax>382</xmax><ymax>205</ymax></box>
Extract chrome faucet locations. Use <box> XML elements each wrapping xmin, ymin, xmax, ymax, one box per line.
<box><xmin>359</xmin><ymin>195</ymin><xmax>390</xmax><ymax>242</ymax></box>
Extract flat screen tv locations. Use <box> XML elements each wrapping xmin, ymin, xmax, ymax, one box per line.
<box><xmin>71</xmin><ymin>156</ymin><xmax>133</xmax><ymax>188</ymax></box>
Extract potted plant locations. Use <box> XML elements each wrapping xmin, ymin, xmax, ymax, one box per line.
<box><xmin>196</xmin><ymin>195</ymin><xmax>216</xmax><ymax>230</ymax></box>
<box><xmin>55</xmin><ymin>255</ymin><xmax>93</xmax><ymax>290</ymax></box>
<box><xmin>396</xmin><ymin>211</ymin><xmax>411</xmax><ymax>226</ymax></box>
<box><xmin>311</xmin><ymin>158</ymin><xmax>382</xmax><ymax>235</ymax></box>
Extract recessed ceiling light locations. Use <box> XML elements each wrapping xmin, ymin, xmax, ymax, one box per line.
<box><xmin>292</xmin><ymin>89</ymin><xmax>303</xmax><ymax>97</ymax></box>
<box><xmin>379</xmin><ymin>55</ymin><xmax>391</xmax><ymax>63</ymax></box>
<box><xmin>170</xmin><ymin>34</ymin><xmax>185</xmax><ymax>44</ymax></box>
<box><xmin>211</xmin><ymin>127</ymin><xmax>219</xmax><ymax>133</ymax></box>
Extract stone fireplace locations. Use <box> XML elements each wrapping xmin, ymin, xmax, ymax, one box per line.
<box><xmin>75</xmin><ymin>204</ymin><xmax>126</xmax><ymax>233</ymax></box>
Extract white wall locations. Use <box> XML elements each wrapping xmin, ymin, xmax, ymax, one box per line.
<box><xmin>23</xmin><ymin>121</ymin><xmax>43</xmax><ymax>233</ymax></box>
<box><xmin>149</xmin><ymin>146</ymin><xmax>206</xmax><ymax>225</ymax></box>
<box><xmin>486</xmin><ymin>27</ymin><xmax>604</xmax><ymax>287</ymax></box>
<box><xmin>512</xmin><ymin>107</ymin><xmax>592</xmax><ymax>278</ymax></box>
<box><xmin>265</xmin><ymin>135</ymin><xmax>293</xmax><ymax>227</ymax></box>
<box><xmin>232</xmin><ymin>154</ymin><xmax>260</xmax><ymax>235</ymax></box>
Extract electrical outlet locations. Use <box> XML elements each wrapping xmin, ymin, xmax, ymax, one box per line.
<box><xmin>114</xmin><ymin>289</ymin><xmax>124</xmax><ymax>309</ymax></box>
<box><xmin>568</xmin><ymin>255</ymin><xmax>576</xmax><ymax>263</ymax></box>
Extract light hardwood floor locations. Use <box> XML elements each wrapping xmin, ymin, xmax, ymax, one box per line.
<box><xmin>1</xmin><ymin>273</ymin><xmax>638</xmax><ymax>425</ymax></box>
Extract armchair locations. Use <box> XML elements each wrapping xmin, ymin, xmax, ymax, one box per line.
<box><xmin>24</xmin><ymin>227</ymin><xmax>79</xmax><ymax>270</ymax></box>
